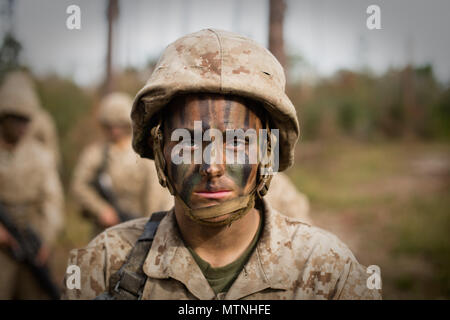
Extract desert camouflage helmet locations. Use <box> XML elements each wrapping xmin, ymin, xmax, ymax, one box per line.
<box><xmin>0</xmin><ymin>71</ymin><xmax>40</xmax><ymax>119</ymax></box>
<box><xmin>98</xmin><ymin>92</ymin><xmax>133</xmax><ymax>126</ymax></box>
<box><xmin>131</xmin><ymin>28</ymin><xmax>300</xmax><ymax>172</ymax></box>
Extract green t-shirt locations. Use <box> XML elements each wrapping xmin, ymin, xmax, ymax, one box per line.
<box><xmin>187</xmin><ymin>217</ymin><xmax>263</xmax><ymax>294</ymax></box>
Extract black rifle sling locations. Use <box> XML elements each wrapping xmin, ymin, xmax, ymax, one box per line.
<box><xmin>101</xmin><ymin>211</ymin><xmax>166</xmax><ymax>300</ymax></box>
<box><xmin>83</xmin><ymin>144</ymin><xmax>110</xmax><ymax>221</ymax></box>
<box><xmin>99</xmin><ymin>144</ymin><xmax>109</xmax><ymax>174</ymax></box>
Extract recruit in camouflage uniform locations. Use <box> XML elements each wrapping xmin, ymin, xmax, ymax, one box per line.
<box><xmin>0</xmin><ymin>73</ymin><xmax>64</xmax><ymax>299</ymax></box>
<box><xmin>1</xmin><ymin>71</ymin><xmax>61</xmax><ymax>167</ymax></box>
<box><xmin>71</xmin><ymin>92</ymin><xmax>172</xmax><ymax>235</ymax></box>
<box><xmin>63</xmin><ymin>29</ymin><xmax>381</xmax><ymax>300</ymax></box>
<box><xmin>266</xmin><ymin>172</ymin><xmax>312</xmax><ymax>224</ymax></box>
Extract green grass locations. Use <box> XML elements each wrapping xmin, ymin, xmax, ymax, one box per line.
<box><xmin>289</xmin><ymin>141</ymin><xmax>402</xmax><ymax>209</ymax></box>
<box><xmin>392</xmin><ymin>194</ymin><xmax>450</xmax><ymax>297</ymax></box>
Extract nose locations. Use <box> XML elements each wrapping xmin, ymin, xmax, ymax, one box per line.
<box><xmin>200</xmin><ymin>147</ymin><xmax>225</xmax><ymax>177</ymax></box>
<box><xmin>200</xmin><ymin>162</ymin><xmax>225</xmax><ymax>178</ymax></box>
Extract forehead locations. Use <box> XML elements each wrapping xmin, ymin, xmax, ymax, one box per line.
<box><xmin>164</xmin><ymin>93</ymin><xmax>263</xmax><ymax>131</ymax></box>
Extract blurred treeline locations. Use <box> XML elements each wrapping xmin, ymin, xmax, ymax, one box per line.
<box><xmin>32</xmin><ymin>68</ymin><xmax>148</xmax><ymax>186</ymax></box>
<box><xmin>288</xmin><ymin>65</ymin><xmax>450</xmax><ymax>142</ymax></box>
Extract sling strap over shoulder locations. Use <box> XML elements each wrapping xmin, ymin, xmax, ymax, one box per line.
<box><xmin>94</xmin><ymin>211</ymin><xmax>166</xmax><ymax>300</ymax></box>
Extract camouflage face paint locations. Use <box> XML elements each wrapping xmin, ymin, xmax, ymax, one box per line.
<box><xmin>163</xmin><ymin>93</ymin><xmax>262</xmax><ymax>209</ymax></box>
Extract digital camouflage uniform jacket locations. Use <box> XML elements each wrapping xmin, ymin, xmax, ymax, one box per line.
<box><xmin>29</xmin><ymin>109</ymin><xmax>61</xmax><ymax>167</ymax></box>
<box><xmin>63</xmin><ymin>199</ymin><xmax>381</xmax><ymax>300</ymax></box>
<box><xmin>0</xmin><ymin>138</ymin><xmax>64</xmax><ymax>245</ymax></box>
<box><xmin>265</xmin><ymin>172</ymin><xmax>312</xmax><ymax>224</ymax></box>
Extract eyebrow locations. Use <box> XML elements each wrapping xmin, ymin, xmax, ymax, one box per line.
<box><xmin>178</xmin><ymin>124</ymin><xmax>253</xmax><ymax>134</ymax></box>
<box><xmin>172</xmin><ymin>126</ymin><xmax>257</xmax><ymax>141</ymax></box>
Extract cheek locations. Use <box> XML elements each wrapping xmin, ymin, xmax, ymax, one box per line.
<box><xmin>225</xmin><ymin>163</ymin><xmax>257</xmax><ymax>193</ymax></box>
<box><xmin>174</xmin><ymin>163</ymin><xmax>202</xmax><ymax>203</ymax></box>
<box><xmin>165</xmin><ymin>145</ymin><xmax>202</xmax><ymax>202</ymax></box>
<box><xmin>169</xmin><ymin>162</ymin><xmax>190</xmax><ymax>185</ymax></box>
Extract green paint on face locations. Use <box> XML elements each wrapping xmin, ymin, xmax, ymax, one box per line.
<box><xmin>226</xmin><ymin>162</ymin><xmax>253</xmax><ymax>195</ymax></box>
<box><xmin>179</xmin><ymin>166</ymin><xmax>202</xmax><ymax>205</ymax></box>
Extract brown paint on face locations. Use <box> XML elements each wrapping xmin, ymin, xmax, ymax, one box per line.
<box><xmin>162</xmin><ymin>93</ymin><xmax>263</xmax><ymax>215</ymax></box>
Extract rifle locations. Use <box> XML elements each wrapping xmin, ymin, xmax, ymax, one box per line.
<box><xmin>91</xmin><ymin>171</ymin><xmax>134</xmax><ymax>222</ymax></box>
<box><xmin>0</xmin><ymin>202</ymin><xmax>60</xmax><ymax>300</ymax></box>
<box><xmin>90</xmin><ymin>145</ymin><xmax>135</xmax><ymax>222</ymax></box>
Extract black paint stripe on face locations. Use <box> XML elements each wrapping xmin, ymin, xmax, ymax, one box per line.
<box><xmin>198</xmin><ymin>96</ymin><xmax>211</xmax><ymax>131</ymax></box>
<box><xmin>205</xmin><ymin>179</ymin><xmax>213</xmax><ymax>192</ymax></box>
<box><xmin>179</xmin><ymin>96</ymin><xmax>186</xmax><ymax>125</ymax></box>
<box><xmin>167</xmin><ymin>99</ymin><xmax>182</xmax><ymax>132</ymax></box>
<box><xmin>241</xmin><ymin>155</ymin><xmax>252</xmax><ymax>191</ymax></box>
<box><xmin>224</xmin><ymin>99</ymin><xmax>232</xmax><ymax>124</ymax></box>
<box><xmin>165</xmin><ymin>107</ymin><xmax>174</xmax><ymax>133</ymax></box>
<box><xmin>170</xmin><ymin>161</ymin><xmax>179</xmax><ymax>189</ymax></box>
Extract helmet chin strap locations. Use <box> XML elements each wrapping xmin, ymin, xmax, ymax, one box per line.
<box><xmin>151</xmin><ymin>119</ymin><xmax>273</xmax><ymax>227</ymax></box>
<box><xmin>170</xmin><ymin>182</ymin><xmax>256</xmax><ymax>227</ymax></box>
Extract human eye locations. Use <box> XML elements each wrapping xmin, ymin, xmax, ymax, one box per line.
<box><xmin>226</xmin><ymin>137</ymin><xmax>246</xmax><ymax>150</ymax></box>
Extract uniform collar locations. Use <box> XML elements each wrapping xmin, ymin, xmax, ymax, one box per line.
<box><xmin>142</xmin><ymin>199</ymin><xmax>293</xmax><ymax>300</ymax></box>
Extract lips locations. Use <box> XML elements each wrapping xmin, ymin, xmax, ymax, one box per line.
<box><xmin>193</xmin><ymin>190</ymin><xmax>232</xmax><ymax>199</ymax></box>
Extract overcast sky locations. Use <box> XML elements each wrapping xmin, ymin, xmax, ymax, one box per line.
<box><xmin>1</xmin><ymin>0</ymin><xmax>449</xmax><ymax>86</ymax></box>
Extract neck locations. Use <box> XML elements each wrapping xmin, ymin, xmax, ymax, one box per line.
<box><xmin>174</xmin><ymin>201</ymin><xmax>261</xmax><ymax>267</ymax></box>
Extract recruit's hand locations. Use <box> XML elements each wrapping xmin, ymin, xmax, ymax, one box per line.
<box><xmin>98</xmin><ymin>207</ymin><xmax>120</xmax><ymax>228</ymax></box>
<box><xmin>35</xmin><ymin>245</ymin><xmax>50</xmax><ymax>266</ymax></box>
<box><xmin>0</xmin><ymin>223</ymin><xmax>19</xmax><ymax>250</ymax></box>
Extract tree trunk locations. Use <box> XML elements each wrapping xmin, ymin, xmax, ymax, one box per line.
<box><xmin>103</xmin><ymin>0</ymin><xmax>119</xmax><ymax>95</ymax></box>
<box><xmin>268</xmin><ymin>0</ymin><xmax>286</xmax><ymax>70</ymax></box>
